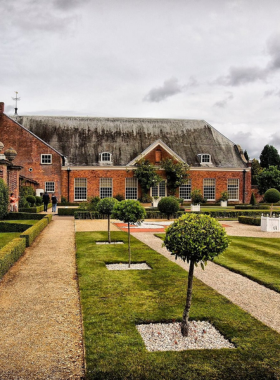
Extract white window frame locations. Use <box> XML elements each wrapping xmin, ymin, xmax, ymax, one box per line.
<box><xmin>125</xmin><ymin>178</ymin><xmax>138</xmax><ymax>200</ymax></box>
<box><xmin>179</xmin><ymin>180</ymin><xmax>192</xmax><ymax>200</ymax></box>
<box><xmin>100</xmin><ymin>178</ymin><xmax>113</xmax><ymax>198</ymax></box>
<box><xmin>41</xmin><ymin>154</ymin><xmax>52</xmax><ymax>164</ymax></box>
<box><xmin>74</xmin><ymin>178</ymin><xmax>87</xmax><ymax>201</ymax></box>
<box><xmin>45</xmin><ymin>181</ymin><xmax>55</xmax><ymax>193</ymax></box>
<box><xmin>198</xmin><ymin>154</ymin><xmax>211</xmax><ymax>164</ymax></box>
<box><xmin>99</xmin><ymin>152</ymin><xmax>112</xmax><ymax>162</ymax></box>
<box><xmin>203</xmin><ymin>178</ymin><xmax>216</xmax><ymax>201</ymax></box>
<box><xmin>227</xmin><ymin>179</ymin><xmax>239</xmax><ymax>201</ymax></box>
<box><xmin>151</xmin><ymin>181</ymin><xmax>166</xmax><ymax>197</ymax></box>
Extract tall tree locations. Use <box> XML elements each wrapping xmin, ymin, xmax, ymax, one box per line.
<box><xmin>260</xmin><ymin>145</ymin><xmax>280</xmax><ymax>169</ymax></box>
<box><xmin>256</xmin><ymin>166</ymin><xmax>280</xmax><ymax>194</ymax></box>
<box><xmin>251</xmin><ymin>158</ymin><xmax>263</xmax><ymax>185</ymax></box>
<box><xmin>244</xmin><ymin>150</ymin><xmax>249</xmax><ymax>161</ymax></box>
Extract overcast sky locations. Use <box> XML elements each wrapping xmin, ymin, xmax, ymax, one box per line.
<box><xmin>1</xmin><ymin>0</ymin><xmax>280</xmax><ymax>159</ymax></box>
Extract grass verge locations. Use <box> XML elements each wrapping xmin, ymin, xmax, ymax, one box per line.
<box><xmin>0</xmin><ymin>233</ymin><xmax>21</xmax><ymax>249</ymax></box>
<box><xmin>76</xmin><ymin>231</ymin><xmax>280</xmax><ymax>380</ymax></box>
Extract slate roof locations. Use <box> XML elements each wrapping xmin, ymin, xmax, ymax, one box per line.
<box><xmin>14</xmin><ymin>116</ymin><xmax>247</xmax><ymax>168</ymax></box>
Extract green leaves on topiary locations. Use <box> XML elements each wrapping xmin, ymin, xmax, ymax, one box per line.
<box><xmin>0</xmin><ymin>179</ymin><xmax>9</xmax><ymax>219</ymax></box>
<box><xmin>97</xmin><ymin>198</ymin><xmax>119</xmax><ymax>243</ymax></box>
<box><xmin>264</xmin><ymin>188</ymin><xmax>280</xmax><ymax>216</ymax></box>
<box><xmin>158</xmin><ymin>197</ymin><xmax>179</xmax><ymax>220</ymax></box>
<box><xmin>190</xmin><ymin>188</ymin><xmax>204</xmax><ymax>204</ymax></box>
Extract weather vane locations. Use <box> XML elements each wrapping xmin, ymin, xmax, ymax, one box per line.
<box><xmin>12</xmin><ymin>91</ymin><xmax>20</xmax><ymax>115</ymax></box>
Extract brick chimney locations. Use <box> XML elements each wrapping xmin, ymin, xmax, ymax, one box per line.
<box><xmin>0</xmin><ymin>102</ymin><xmax>4</xmax><ymax>114</ymax></box>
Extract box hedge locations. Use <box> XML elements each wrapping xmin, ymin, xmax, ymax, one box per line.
<box><xmin>0</xmin><ymin>222</ymin><xmax>32</xmax><ymax>233</ymax></box>
<box><xmin>0</xmin><ymin>238</ymin><xmax>26</xmax><ymax>280</ymax></box>
<box><xmin>20</xmin><ymin>215</ymin><xmax>52</xmax><ymax>247</ymax></box>
<box><xmin>4</xmin><ymin>212</ymin><xmax>45</xmax><ymax>220</ymax></box>
<box><xmin>238</xmin><ymin>216</ymin><xmax>261</xmax><ymax>226</ymax></box>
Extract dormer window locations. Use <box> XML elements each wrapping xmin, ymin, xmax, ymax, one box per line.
<box><xmin>99</xmin><ymin>152</ymin><xmax>113</xmax><ymax>166</ymax></box>
<box><xmin>198</xmin><ymin>154</ymin><xmax>211</xmax><ymax>164</ymax></box>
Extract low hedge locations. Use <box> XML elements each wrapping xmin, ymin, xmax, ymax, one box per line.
<box><xmin>58</xmin><ymin>208</ymin><xmax>77</xmax><ymax>216</ymax></box>
<box><xmin>58</xmin><ymin>202</ymin><xmax>78</xmax><ymax>206</ymax></box>
<box><xmin>238</xmin><ymin>216</ymin><xmax>261</xmax><ymax>226</ymax></box>
<box><xmin>18</xmin><ymin>203</ymin><xmax>52</xmax><ymax>213</ymax></box>
<box><xmin>4</xmin><ymin>212</ymin><xmax>46</xmax><ymax>220</ymax></box>
<box><xmin>74</xmin><ymin>211</ymin><xmax>106</xmax><ymax>219</ymax></box>
<box><xmin>235</xmin><ymin>205</ymin><xmax>270</xmax><ymax>210</ymax></box>
<box><xmin>20</xmin><ymin>215</ymin><xmax>52</xmax><ymax>247</ymax></box>
<box><xmin>0</xmin><ymin>222</ymin><xmax>32</xmax><ymax>233</ymax></box>
<box><xmin>0</xmin><ymin>238</ymin><xmax>26</xmax><ymax>280</ymax></box>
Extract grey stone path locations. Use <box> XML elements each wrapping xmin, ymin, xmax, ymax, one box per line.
<box><xmin>132</xmin><ymin>231</ymin><xmax>280</xmax><ymax>334</ymax></box>
<box><xmin>0</xmin><ymin>216</ymin><xmax>84</xmax><ymax>379</ymax></box>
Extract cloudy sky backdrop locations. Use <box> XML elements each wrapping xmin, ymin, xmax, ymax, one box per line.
<box><xmin>1</xmin><ymin>0</ymin><xmax>280</xmax><ymax>159</ymax></box>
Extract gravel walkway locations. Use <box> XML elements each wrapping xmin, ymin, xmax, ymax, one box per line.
<box><xmin>132</xmin><ymin>230</ymin><xmax>280</xmax><ymax>335</ymax></box>
<box><xmin>0</xmin><ymin>216</ymin><xmax>84</xmax><ymax>379</ymax></box>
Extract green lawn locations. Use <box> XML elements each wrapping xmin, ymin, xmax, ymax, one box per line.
<box><xmin>0</xmin><ymin>232</ymin><xmax>21</xmax><ymax>249</ymax></box>
<box><xmin>76</xmin><ymin>231</ymin><xmax>280</xmax><ymax>380</ymax></box>
<box><xmin>214</xmin><ymin>237</ymin><xmax>280</xmax><ymax>293</ymax></box>
<box><xmin>1</xmin><ymin>220</ymin><xmax>38</xmax><ymax>225</ymax></box>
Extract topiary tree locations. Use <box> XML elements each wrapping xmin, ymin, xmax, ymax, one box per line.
<box><xmin>35</xmin><ymin>196</ymin><xmax>43</xmax><ymax>206</ymax></box>
<box><xmin>161</xmin><ymin>158</ymin><xmax>189</xmax><ymax>195</ymax></box>
<box><xmin>164</xmin><ymin>213</ymin><xmax>229</xmax><ymax>337</ymax></box>
<box><xmin>190</xmin><ymin>189</ymin><xmax>204</xmax><ymax>205</ymax></box>
<box><xmin>112</xmin><ymin>200</ymin><xmax>146</xmax><ymax>267</ymax></box>
<box><xmin>97</xmin><ymin>197</ymin><xmax>119</xmax><ymax>243</ymax></box>
<box><xmin>158</xmin><ymin>197</ymin><xmax>180</xmax><ymax>220</ymax></box>
<box><xmin>0</xmin><ymin>179</ymin><xmax>9</xmax><ymax>219</ymax></box>
<box><xmin>26</xmin><ymin>195</ymin><xmax>36</xmax><ymax>207</ymax></box>
<box><xmin>250</xmin><ymin>192</ymin><xmax>256</xmax><ymax>206</ymax></box>
<box><xmin>264</xmin><ymin>188</ymin><xmax>280</xmax><ymax>217</ymax></box>
<box><xmin>134</xmin><ymin>159</ymin><xmax>162</xmax><ymax>200</ymax></box>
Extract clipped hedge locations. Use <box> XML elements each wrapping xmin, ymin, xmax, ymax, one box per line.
<box><xmin>58</xmin><ymin>208</ymin><xmax>77</xmax><ymax>216</ymax></box>
<box><xmin>74</xmin><ymin>211</ymin><xmax>106</xmax><ymax>219</ymax></box>
<box><xmin>18</xmin><ymin>204</ymin><xmax>48</xmax><ymax>213</ymax></box>
<box><xmin>238</xmin><ymin>216</ymin><xmax>261</xmax><ymax>226</ymax></box>
<box><xmin>0</xmin><ymin>238</ymin><xmax>26</xmax><ymax>280</ymax></box>
<box><xmin>4</xmin><ymin>213</ymin><xmax>45</xmax><ymax>220</ymax></box>
<box><xmin>235</xmin><ymin>205</ymin><xmax>270</xmax><ymax>210</ymax></box>
<box><xmin>201</xmin><ymin>210</ymin><xmax>278</xmax><ymax>218</ymax></box>
<box><xmin>58</xmin><ymin>202</ymin><xmax>78</xmax><ymax>206</ymax></box>
<box><xmin>20</xmin><ymin>215</ymin><xmax>52</xmax><ymax>247</ymax></box>
<box><xmin>0</xmin><ymin>222</ymin><xmax>32</xmax><ymax>233</ymax></box>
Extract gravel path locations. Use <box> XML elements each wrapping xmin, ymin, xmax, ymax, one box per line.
<box><xmin>132</xmin><ymin>231</ymin><xmax>280</xmax><ymax>335</ymax></box>
<box><xmin>0</xmin><ymin>216</ymin><xmax>84</xmax><ymax>379</ymax></box>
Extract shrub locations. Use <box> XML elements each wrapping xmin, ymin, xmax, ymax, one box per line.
<box><xmin>0</xmin><ymin>178</ymin><xmax>9</xmax><ymax>219</ymax></box>
<box><xmin>35</xmin><ymin>196</ymin><xmax>43</xmax><ymax>205</ymax></box>
<box><xmin>220</xmin><ymin>191</ymin><xmax>229</xmax><ymax>201</ymax></box>
<box><xmin>161</xmin><ymin>158</ymin><xmax>189</xmax><ymax>195</ymax></box>
<box><xmin>139</xmin><ymin>194</ymin><xmax>153</xmax><ymax>203</ymax></box>
<box><xmin>19</xmin><ymin>196</ymin><xmax>29</xmax><ymax>209</ymax></box>
<box><xmin>20</xmin><ymin>215</ymin><xmax>51</xmax><ymax>247</ymax></box>
<box><xmin>19</xmin><ymin>185</ymin><xmax>35</xmax><ymax>197</ymax></box>
<box><xmin>164</xmin><ymin>213</ymin><xmax>229</xmax><ymax>336</ymax></box>
<box><xmin>114</xmin><ymin>193</ymin><xmax>125</xmax><ymax>201</ymax></box>
<box><xmin>0</xmin><ymin>238</ymin><xmax>26</xmax><ymax>280</ymax></box>
<box><xmin>3</xmin><ymin>212</ymin><xmax>45</xmax><ymax>220</ymax></box>
<box><xmin>0</xmin><ymin>222</ymin><xmax>32</xmax><ymax>233</ymax></box>
<box><xmin>264</xmin><ymin>188</ymin><xmax>280</xmax><ymax>216</ymax></box>
<box><xmin>79</xmin><ymin>196</ymin><xmax>100</xmax><ymax>211</ymax></box>
<box><xmin>26</xmin><ymin>195</ymin><xmax>36</xmax><ymax>206</ymax></box>
<box><xmin>134</xmin><ymin>159</ymin><xmax>162</xmax><ymax>196</ymax></box>
<box><xmin>190</xmin><ymin>189</ymin><xmax>204</xmax><ymax>204</ymax></box>
<box><xmin>158</xmin><ymin>197</ymin><xmax>180</xmax><ymax>220</ymax></box>
<box><xmin>238</xmin><ymin>216</ymin><xmax>261</xmax><ymax>226</ymax></box>
<box><xmin>250</xmin><ymin>192</ymin><xmax>257</xmax><ymax>206</ymax></box>
<box><xmin>61</xmin><ymin>196</ymin><xmax>67</xmax><ymax>203</ymax></box>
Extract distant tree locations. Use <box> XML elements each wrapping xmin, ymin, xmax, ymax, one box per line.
<box><xmin>251</xmin><ymin>158</ymin><xmax>263</xmax><ymax>185</ymax></box>
<box><xmin>134</xmin><ymin>159</ymin><xmax>161</xmax><ymax>199</ymax></box>
<box><xmin>0</xmin><ymin>179</ymin><xmax>9</xmax><ymax>219</ymax></box>
<box><xmin>244</xmin><ymin>150</ymin><xmax>249</xmax><ymax>161</ymax></box>
<box><xmin>97</xmin><ymin>198</ymin><xmax>119</xmax><ymax>243</ymax></box>
<box><xmin>257</xmin><ymin>166</ymin><xmax>280</xmax><ymax>194</ymax></box>
<box><xmin>164</xmin><ymin>214</ymin><xmax>229</xmax><ymax>337</ymax></box>
<box><xmin>158</xmin><ymin>197</ymin><xmax>180</xmax><ymax>220</ymax></box>
<box><xmin>260</xmin><ymin>145</ymin><xmax>280</xmax><ymax>169</ymax></box>
<box><xmin>161</xmin><ymin>158</ymin><xmax>189</xmax><ymax>195</ymax></box>
<box><xmin>112</xmin><ymin>200</ymin><xmax>146</xmax><ymax>267</ymax></box>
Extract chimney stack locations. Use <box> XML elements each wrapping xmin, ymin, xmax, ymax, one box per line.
<box><xmin>0</xmin><ymin>102</ymin><xmax>4</xmax><ymax>114</ymax></box>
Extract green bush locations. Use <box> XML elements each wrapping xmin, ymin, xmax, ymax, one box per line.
<box><xmin>0</xmin><ymin>238</ymin><xmax>26</xmax><ymax>280</ymax></box>
<box><xmin>19</xmin><ymin>196</ymin><xmax>29</xmax><ymax>209</ymax></box>
<box><xmin>235</xmin><ymin>204</ymin><xmax>269</xmax><ymax>210</ymax></box>
<box><xmin>238</xmin><ymin>216</ymin><xmax>261</xmax><ymax>226</ymax></box>
<box><xmin>139</xmin><ymin>194</ymin><xmax>153</xmax><ymax>203</ymax></box>
<box><xmin>35</xmin><ymin>196</ymin><xmax>43</xmax><ymax>205</ymax></box>
<box><xmin>0</xmin><ymin>222</ymin><xmax>32</xmax><ymax>233</ymax></box>
<box><xmin>250</xmin><ymin>192</ymin><xmax>257</xmax><ymax>205</ymax></box>
<box><xmin>58</xmin><ymin>208</ymin><xmax>77</xmax><ymax>216</ymax></box>
<box><xmin>19</xmin><ymin>185</ymin><xmax>35</xmax><ymax>197</ymax></box>
<box><xmin>61</xmin><ymin>196</ymin><xmax>67</xmax><ymax>203</ymax></box>
<box><xmin>57</xmin><ymin>202</ymin><xmax>77</xmax><ymax>206</ymax></box>
<box><xmin>190</xmin><ymin>189</ymin><xmax>204</xmax><ymax>204</ymax></box>
<box><xmin>20</xmin><ymin>215</ymin><xmax>51</xmax><ymax>247</ymax></box>
<box><xmin>26</xmin><ymin>195</ymin><xmax>36</xmax><ymax>206</ymax></box>
<box><xmin>18</xmin><ymin>205</ymin><xmax>45</xmax><ymax>213</ymax></box>
<box><xmin>158</xmin><ymin>197</ymin><xmax>180</xmax><ymax>220</ymax></box>
<box><xmin>78</xmin><ymin>196</ymin><xmax>100</xmax><ymax>211</ymax></box>
<box><xmin>4</xmin><ymin>212</ymin><xmax>45</xmax><ymax>220</ymax></box>
<box><xmin>114</xmin><ymin>193</ymin><xmax>125</xmax><ymax>201</ymax></box>
<box><xmin>0</xmin><ymin>178</ymin><xmax>9</xmax><ymax>219</ymax></box>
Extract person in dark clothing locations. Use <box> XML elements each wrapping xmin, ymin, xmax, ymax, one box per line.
<box><xmin>51</xmin><ymin>193</ymin><xmax>58</xmax><ymax>213</ymax></box>
<box><xmin>43</xmin><ymin>192</ymin><xmax>50</xmax><ymax>212</ymax></box>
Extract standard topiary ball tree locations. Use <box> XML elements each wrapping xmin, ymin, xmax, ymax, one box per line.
<box><xmin>264</xmin><ymin>188</ymin><xmax>280</xmax><ymax>216</ymax></box>
<box><xmin>158</xmin><ymin>197</ymin><xmax>180</xmax><ymax>220</ymax></box>
<box><xmin>164</xmin><ymin>213</ymin><xmax>229</xmax><ymax>337</ymax></box>
<box><xmin>26</xmin><ymin>195</ymin><xmax>36</xmax><ymax>207</ymax></box>
<box><xmin>97</xmin><ymin>197</ymin><xmax>119</xmax><ymax>243</ymax></box>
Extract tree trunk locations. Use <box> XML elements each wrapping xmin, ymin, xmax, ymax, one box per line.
<box><xmin>270</xmin><ymin>203</ymin><xmax>273</xmax><ymax>217</ymax></box>
<box><xmin>181</xmin><ymin>260</ymin><xmax>195</xmax><ymax>337</ymax></box>
<box><xmin>128</xmin><ymin>222</ymin><xmax>131</xmax><ymax>268</ymax></box>
<box><xmin>108</xmin><ymin>215</ymin><xmax>111</xmax><ymax>243</ymax></box>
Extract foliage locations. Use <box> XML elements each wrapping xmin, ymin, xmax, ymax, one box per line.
<box><xmin>244</xmin><ymin>150</ymin><xmax>249</xmax><ymax>161</ymax></box>
<box><xmin>97</xmin><ymin>198</ymin><xmax>119</xmax><ymax>243</ymax></box>
<box><xmin>264</xmin><ymin>188</ymin><xmax>280</xmax><ymax>216</ymax></box>
<box><xmin>164</xmin><ymin>213</ymin><xmax>229</xmax><ymax>336</ymax></box>
<box><xmin>161</xmin><ymin>158</ymin><xmax>189</xmax><ymax>195</ymax></box>
<box><xmin>0</xmin><ymin>238</ymin><xmax>26</xmax><ymax>280</ymax></box>
<box><xmin>260</xmin><ymin>144</ymin><xmax>280</xmax><ymax>169</ymax></box>
<box><xmin>19</xmin><ymin>185</ymin><xmax>35</xmax><ymax>197</ymax></box>
<box><xmin>19</xmin><ymin>196</ymin><xmax>29</xmax><ymax>209</ymax></box>
<box><xmin>35</xmin><ymin>196</ymin><xmax>43</xmax><ymax>205</ymax></box>
<box><xmin>238</xmin><ymin>216</ymin><xmax>261</xmax><ymax>226</ymax></box>
<box><xmin>220</xmin><ymin>191</ymin><xmax>229</xmax><ymax>201</ymax></box>
<box><xmin>112</xmin><ymin>200</ymin><xmax>146</xmax><ymax>267</ymax></box>
<box><xmin>26</xmin><ymin>195</ymin><xmax>36</xmax><ymax>206</ymax></box>
<box><xmin>0</xmin><ymin>179</ymin><xmax>9</xmax><ymax>219</ymax></box>
<box><xmin>20</xmin><ymin>216</ymin><xmax>51</xmax><ymax>247</ymax></box>
<box><xmin>61</xmin><ymin>196</ymin><xmax>67</xmax><ymax>203</ymax></box>
<box><xmin>158</xmin><ymin>197</ymin><xmax>180</xmax><ymax>220</ymax></box>
<box><xmin>139</xmin><ymin>193</ymin><xmax>153</xmax><ymax>203</ymax></box>
<box><xmin>78</xmin><ymin>196</ymin><xmax>100</xmax><ymax>211</ymax></box>
<box><xmin>256</xmin><ymin>165</ymin><xmax>280</xmax><ymax>194</ymax></box>
<box><xmin>251</xmin><ymin>158</ymin><xmax>263</xmax><ymax>185</ymax></box>
<box><xmin>134</xmin><ymin>159</ymin><xmax>161</xmax><ymax>196</ymax></box>
<box><xmin>190</xmin><ymin>188</ymin><xmax>204</xmax><ymax>204</ymax></box>
<box><xmin>114</xmin><ymin>193</ymin><xmax>125</xmax><ymax>201</ymax></box>
<box><xmin>250</xmin><ymin>192</ymin><xmax>257</xmax><ymax>205</ymax></box>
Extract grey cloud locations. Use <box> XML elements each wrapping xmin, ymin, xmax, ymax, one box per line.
<box><xmin>53</xmin><ymin>0</ymin><xmax>89</xmax><ymax>10</ymax></box>
<box><xmin>267</xmin><ymin>34</ymin><xmax>280</xmax><ymax>71</ymax></box>
<box><xmin>214</xmin><ymin>92</ymin><xmax>233</xmax><ymax>108</ymax></box>
<box><xmin>4</xmin><ymin>105</ymin><xmax>14</xmax><ymax>114</ymax></box>
<box><xmin>264</xmin><ymin>89</ymin><xmax>280</xmax><ymax>98</ymax></box>
<box><xmin>216</xmin><ymin>66</ymin><xmax>267</xmax><ymax>86</ymax></box>
<box><xmin>226</xmin><ymin>130</ymin><xmax>265</xmax><ymax>159</ymax></box>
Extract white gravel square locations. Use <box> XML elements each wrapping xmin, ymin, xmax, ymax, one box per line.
<box><xmin>106</xmin><ymin>263</ymin><xmax>151</xmax><ymax>270</ymax></box>
<box><xmin>136</xmin><ymin>321</ymin><xmax>235</xmax><ymax>351</ymax></box>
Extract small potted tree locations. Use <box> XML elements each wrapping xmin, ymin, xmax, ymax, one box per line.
<box><xmin>261</xmin><ymin>188</ymin><xmax>280</xmax><ymax>232</ymax></box>
<box><xmin>220</xmin><ymin>191</ymin><xmax>229</xmax><ymax>207</ymax></box>
<box><xmin>164</xmin><ymin>213</ymin><xmax>229</xmax><ymax>336</ymax></box>
<box><xmin>158</xmin><ymin>197</ymin><xmax>180</xmax><ymax>220</ymax></box>
<box><xmin>152</xmin><ymin>195</ymin><xmax>160</xmax><ymax>208</ymax></box>
<box><xmin>190</xmin><ymin>189</ymin><xmax>204</xmax><ymax>212</ymax></box>
<box><xmin>97</xmin><ymin>197</ymin><xmax>119</xmax><ymax>243</ymax></box>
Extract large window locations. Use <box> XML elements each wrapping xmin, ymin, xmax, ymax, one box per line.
<box><xmin>100</xmin><ymin>178</ymin><xmax>113</xmax><ymax>198</ymax></box>
<box><xmin>203</xmin><ymin>178</ymin><xmax>215</xmax><ymax>201</ymax></box>
<box><xmin>179</xmin><ymin>180</ymin><xmax>191</xmax><ymax>200</ymax></box>
<box><xmin>126</xmin><ymin>177</ymin><xmax>138</xmax><ymax>200</ymax></box>
<box><xmin>45</xmin><ymin>181</ymin><xmax>55</xmax><ymax>193</ymax></box>
<box><xmin>151</xmin><ymin>181</ymin><xmax>166</xmax><ymax>197</ymax></box>
<box><xmin>75</xmin><ymin>178</ymin><xmax>87</xmax><ymax>201</ymax></box>
<box><xmin>228</xmin><ymin>179</ymin><xmax>239</xmax><ymax>200</ymax></box>
<box><xmin>41</xmin><ymin>154</ymin><xmax>52</xmax><ymax>164</ymax></box>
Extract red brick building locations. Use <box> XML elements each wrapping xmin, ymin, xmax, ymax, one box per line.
<box><xmin>0</xmin><ymin>102</ymin><xmax>251</xmax><ymax>204</ymax></box>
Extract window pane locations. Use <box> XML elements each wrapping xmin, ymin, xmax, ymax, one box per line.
<box><xmin>75</xmin><ymin>178</ymin><xmax>87</xmax><ymax>201</ymax></box>
<box><xmin>102</xmin><ymin>153</ymin><xmax>111</xmax><ymax>162</ymax></box>
<box><xmin>203</xmin><ymin>179</ymin><xmax>215</xmax><ymax>200</ymax></box>
<box><xmin>45</xmin><ymin>182</ymin><xmax>55</xmax><ymax>192</ymax></box>
<box><xmin>228</xmin><ymin>179</ymin><xmax>239</xmax><ymax>200</ymax></box>
<box><xmin>159</xmin><ymin>181</ymin><xmax>166</xmax><ymax>197</ymax></box>
<box><xmin>202</xmin><ymin>154</ymin><xmax>210</xmax><ymax>163</ymax></box>
<box><xmin>126</xmin><ymin>178</ymin><xmax>138</xmax><ymax>200</ymax></box>
<box><xmin>41</xmin><ymin>154</ymin><xmax>52</xmax><ymax>164</ymax></box>
<box><xmin>100</xmin><ymin>178</ymin><xmax>113</xmax><ymax>198</ymax></box>
<box><xmin>151</xmin><ymin>186</ymin><xmax>158</xmax><ymax>197</ymax></box>
<box><xmin>179</xmin><ymin>180</ymin><xmax>191</xmax><ymax>200</ymax></box>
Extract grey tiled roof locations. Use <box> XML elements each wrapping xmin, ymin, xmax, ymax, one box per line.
<box><xmin>14</xmin><ymin>116</ymin><xmax>247</xmax><ymax>168</ymax></box>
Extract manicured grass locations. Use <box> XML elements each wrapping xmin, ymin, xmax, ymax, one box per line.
<box><xmin>0</xmin><ymin>232</ymin><xmax>21</xmax><ymax>249</ymax></box>
<box><xmin>76</xmin><ymin>231</ymin><xmax>280</xmax><ymax>380</ymax></box>
<box><xmin>214</xmin><ymin>237</ymin><xmax>280</xmax><ymax>293</ymax></box>
<box><xmin>1</xmin><ymin>220</ymin><xmax>38</xmax><ymax>225</ymax></box>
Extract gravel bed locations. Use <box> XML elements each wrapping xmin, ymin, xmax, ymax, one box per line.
<box><xmin>137</xmin><ymin>321</ymin><xmax>235</xmax><ymax>351</ymax></box>
<box><xmin>106</xmin><ymin>263</ymin><xmax>151</xmax><ymax>270</ymax></box>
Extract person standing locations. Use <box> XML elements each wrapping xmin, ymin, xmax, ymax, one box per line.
<box><xmin>51</xmin><ymin>193</ymin><xmax>58</xmax><ymax>213</ymax></box>
<box><xmin>43</xmin><ymin>191</ymin><xmax>50</xmax><ymax>212</ymax></box>
<box><xmin>10</xmin><ymin>193</ymin><xmax>18</xmax><ymax>212</ymax></box>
